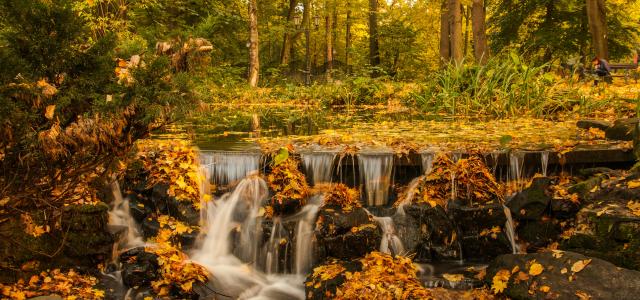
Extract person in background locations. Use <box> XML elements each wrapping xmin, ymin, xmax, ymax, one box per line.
<box><xmin>591</xmin><ymin>56</ymin><xmax>611</xmax><ymax>86</ymax></box>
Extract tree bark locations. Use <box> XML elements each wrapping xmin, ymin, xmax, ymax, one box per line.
<box><xmin>448</xmin><ymin>0</ymin><xmax>463</xmax><ymax>65</ymax></box>
<box><xmin>471</xmin><ymin>0</ymin><xmax>489</xmax><ymax>64</ymax></box>
<box><xmin>369</xmin><ymin>0</ymin><xmax>381</xmax><ymax>74</ymax></box>
<box><xmin>586</xmin><ymin>0</ymin><xmax>609</xmax><ymax>60</ymax></box>
<box><xmin>325</xmin><ymin>0</ymin><xmax>333</xmax><ymax>81</ymax></box>
<box><xmin>248</xmin><ymin>0</ymin><xmax>260</xmax><ymax>87</ymax></box>
<box><xmin>439</xmin><ymin>1</ymin><xmax>451</xmax><ymax>62</ymax></box>
<box><xmin>346</xmin><ymin>2</ymin><xmax>352</xmax><ymax>74</ymax></box>
<box><xmin>280</xmin><ymin>0</ymin><xmax>296</xmax><ymax>66</ymax></box>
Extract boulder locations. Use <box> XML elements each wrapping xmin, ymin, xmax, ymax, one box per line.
<box><xmin>506</xmin><ymin>177</ymin><xmax>552</xmax><ymax>220</ymax></box>
<box><xmin>449</xmin><ymin>202</ymin><xmax>513</xmax><ymax>260</ymax></box>
<box><xmin>314</xmin><ymin>206</ymin><xmax>381</xmax><ymax>261</ymax></box>
<box><xmin>486</xmin><ymin>251</ymin><xmax>640</xmax><ymax>300</ymax></box>
<box><xmin>605</xmin><ymin>118</ymin><xmax>639</xmax><ymax>141</ymax></box>
<box><xmin>576</xmin><ymin>119</ymin><xmax>612</xmax><ymax>131</ymax></box>
<box><xmin>394</xmin><ymin>204</ymin><xmax>460</xmax><ymax>261</ymax></box>
<box><xmin>119</xmin><ymin>247</ymin><xmax>160</xmax><ymax>288</ymax></box>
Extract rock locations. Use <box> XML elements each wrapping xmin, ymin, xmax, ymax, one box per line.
<box><xmin>394</xmin><ymin>204</ymin><xmax>460</xmax><ymax>261</ymax></box>
<box><xmin>314</xmin><ymin>206</ymin><xmax>381</xmax><ymax>261</ymax></box>
<box><xmin>560</xmin><ymin>202</ymin><xmax>640</xmax><ymax>270</ymax></box>
<box><xmin>486</xmin><ymin>251</ymin><xmax>640</xmax><ymax>300</ymax></box>
<box><xmin>271</xmin><ymin>197</ymin><xmax>305</xmax><ymax>216</ymax></box>
<box><xmin>449</xmin><ymin>202</ymin><xmax>513</xmax><ymax>260</ymax></box>
<box><xmin>506</xmin><ymin>177</ymin><xmax>551</xmax><ymax>220</ymax></box>
<box><xmin>549</xmin><ymin>198</ymin><xmax>581</xmax><ymax>219</ymax></box>
<box><xmin>517</xmin><ymin>219</ymin><xmax>560</xmax><ymax>250</ymax></box>
<box><xmin>120</xmin><ymin>247</ymin><xmax>160</xmax><ymax>288</ymax></box>
<box><xmin>576</xmin><ymin>119</ymin><xmax>612</xmax><ymax>131</ymax></box>
<box><xmin>304</xmin><ymin>260</ymin><xmax>363</xmax><ymax>300</ymax></box>
<box><xmin>567</xmin><ymin>176</ymin><xmax>602</xmax><ymax>199</ymax></box>
<box><xmin>605</xmin><ymin>118</ymin><xmax>639</xmax><ymax>141</ymax></box>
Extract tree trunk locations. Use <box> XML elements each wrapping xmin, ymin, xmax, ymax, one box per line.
<box><xmin>586</xmin><ymin>0</ymin><xmax>609</xmax><ymax>60</ymax></box>
<box><xmin>248</xmin><ymin>0</ymin><xmax>259</xmax><ymax>87</ymax></box>
<box><xmin>369</xmin><ymin>0</ymin><xmax>381</xmax><ymax>74</ymax></box>
<box><xmin>326</xmin><ymin>1</ymin><xmax>333</xmax><ymax>81</ymax></box>
<box><xmin>439</xmin><ymin>1</ymin><xmax>451</xmax><ymax>62</ymax></box>
<box><xmin>448</xmin><ymin>0</ymin><xmax>463</xmax><ymax>65</ymax></box>
<box><xmin>463</xmin><ymin>5</ymin><xmax>470</xmax><ymax>57</ymax></box>
<box><xmin>471</xmin><ymin>0</ymin><xmax>488</xmax><ymax>64</ymax></box>
<box><xmin>280</xmin><ymin>0</ymin><xmax>296</xmax><ymax>66</ymax></box>
<box><xmin>346</xmin><ymin>2</ymin><xmax>352</xmax><ymax>74</ymax></box>
<box><xmin>303</xmin><ymin>0</ymin><xmax>311</xmax><ymax>85</ymax></box>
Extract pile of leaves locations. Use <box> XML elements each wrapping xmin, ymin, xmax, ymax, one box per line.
<box><xmin>336</xmin><ymin>252</ymin><xmax>432</xmax><ymax>299</ymax></box>
<box><xmin>397</xmin><ymin>154</ymin><xmax>503</xmax><ymax>208</ymax></box>
<box><xmin>322</xmin><ymin>184</ymin><xmax>362</xmax><ymax>212</ymax></box>
<box><xmin>152</xmin><ymin>214</ymin><xmax>198</xmax><ymax>248</ymax></box>
<box><xmin>146</xmin><ymin>244</ymin><xmax>209</xmax><ymax>297</ymax></box>
<box><xmin>0</xmin><ymin>269</ymin><xmax>105</xmax><ymax>300</ymax></box>
<box><xmin>134</xmin><ymin>139</ymin><xmax>206</xmax><ymax>209</ymax></box>
<box><xmin>266</xmin><ymin>157</ymin><xmax>309</xmax><ymax>207</ymax></box>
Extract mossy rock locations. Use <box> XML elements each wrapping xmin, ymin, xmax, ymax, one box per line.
<box><xmin>61</xmin><ymin>203</ymin><xmax>110</xmax><ymax>232</ymax></box>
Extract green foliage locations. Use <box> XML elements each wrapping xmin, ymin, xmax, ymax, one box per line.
<box><xmin>413</xmin><ymin>52</ymin><xmax>561</xmax><ymax>117</ymax></box>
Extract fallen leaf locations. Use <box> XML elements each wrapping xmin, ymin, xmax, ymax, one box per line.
<box><xmin>571</xmin><ymin>259</ymin><xmax>592</xmax><ymax>273</ymax></box>
<box><xmin>529</xmin><ymin>262</ymin><xmax>544</xmax><ymax>276</ymax></box>
<box><xmin>443</xmin><ymin>273</ymin><xmax>464</xmax><ymax>282</ymax></box>
<box><xmin>45</xmin><ymin>105</ymin><xmax>56</xmax><ymax>120</ymax></box>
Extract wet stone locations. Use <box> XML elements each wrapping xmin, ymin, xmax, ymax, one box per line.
<box><xmin>119</xmin><ymin>247</ymin><xmax>160</xmax><ymax>288</ymax></box>
<box><xmin>605</xmin><ymin>118</ymin><xmax>639</xmax><ymax>141</ymax></box>
<box><xmin>486</xmin><ymin>251</ymin><xmax>640</xmax><ymax>300</ymax></box>
<box><xmin>394</xmin><ymin>204</ymin><xmax>460</xmax><ymax>261</ymax></box>
<box><xmin>506</xmin><ymin>177</ymin><xmax>552</xmax><ymax>221</ymax></box>
<box><xmin>314</xmin><ymin>206</ymin><xmax>381</xmax><ymax>261</ymax></box>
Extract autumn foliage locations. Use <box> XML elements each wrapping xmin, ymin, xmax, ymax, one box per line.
<box><xmin>321</xmin><ymin>183</ymin><xmax>362</xmax><ymax>212</ymax></box>
<box><xmin>266</xmin><ymin>158</ymin><xmax>310</xmax><ymax>207</ymax></box>
<box><xmin>0</xmin><ymin>269</ymin><xmax>105</xmax><ymax>300</ymax></box>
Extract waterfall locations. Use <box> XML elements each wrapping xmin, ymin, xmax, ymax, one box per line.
<box><xmin>191</xmin><ymin>176</ymin><xmax>306</xmax><ymax>299</ymax></box>
<box><xmin>420</xmin><ymin>152</ymin><xmax>435</xmax><ymax>175</ymax></box>
<box><xmin>541</xmin><ymin>151</ymin><xmax>549</xmax><ymax>177</ymax></box>
<box><xmin>264</xmin><ymin>218</ymin><xmax>287</xmax><ymax>275</ymax></box>
<box><xmin>294</xmin><ymin>197</ymin><xmax>322</xmax><ymax>275</ymax></box>
<box><xmin>509</xmin><ymin>151</ymin><xmax>525</xmax><ymax>193</ymax></box>
<box><xmin>108</xmin><ymin>181</ymin><xmax>144</xmax><ymax>250</ymax></box>
<box><xmin>358</xmin><ymin>153</ymin><xmax>394</xmax><ymax>206</ymax></box>
<box><xmin>301</xmin><ymin>152</ymin><xmax>337</xmax><ymax>185</ymax></box>
<box><xmin>200</xmin><ymin>151</ymin><xmax>261</xmax><ymax>186</ymax></box>
<box><xmin>374</xmin><ymin>216</ymin><xmax>405</xmax><ymax>255</ymax></box>
<box><xmin>502</xmin><ymin>204</ymin><xmax>520</xmax><ymax>254</ymax></box>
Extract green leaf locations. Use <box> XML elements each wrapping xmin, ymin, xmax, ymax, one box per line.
<box><xmin>273</xmin><ymin>147</ymin><xmax>289</xmax><ymax>166</ymax></box>
<box><xmin>499</xmin><ymin>135</ymin><xmax>513</xmax><ymax>147</ymax></box>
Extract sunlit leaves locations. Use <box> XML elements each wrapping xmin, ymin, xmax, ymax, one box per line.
<box><xmin>570</xmin><ymin>259</ymin><xmax>592</xmax><ymax>273</ymax></box>
<box><xmin>266</xmin><ymin>157</ymin><xmax>309</xmax><ymax>206</ymax></box>
<box><xmin>528</xmin><ymin>261</ymin><xmax>544</xmax><ymax>276</ymax></box>
<box><xmin>0</xmin><ymin>269</ymin><xmax>104</xmax><ymax>300</ymax></box>
<box><xmin>321</xmin><ymin>184</ymin><xmax>362</xmax><ymax>212</ymax></box>
<box><xmin>146</xmin><ymin>244</ymin><xmax>209</xmax><ymax>297</ymax></box>
<box><xmin>491</xmin><ymin>269</ymin><xmax>511</xmax><ymax>294</ymax></box>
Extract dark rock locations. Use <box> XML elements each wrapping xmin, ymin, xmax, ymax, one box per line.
<box><xmin>576</xmin><ymin>119</ymin><xmax>612</xmax><ymax>131</ymax></box>
<box><xmin>120</xmin><ymin>247</ymin><xmax>160</xmax><ymax>288</ymax></box>
<box><xmin>271</xmin><ymin>197</ymin><xmax>304</xmax><ymax>216</ymax></box>
<box><xmin>561</xmin><ymin>202</ymin><xmax>640</xmax><ymax>270</ymax></box>
<box><xmin>577</xmin><ymin>167</ymin><xmax>613</xmax><ymax>178</ymax></box>
<box><xmin>549</xmin><ymin>198</ymin><xmax>581</xmax><ymax>219</ymax></box>
<box><xmin>567</xmin><ymin>176</ymin><xmax>602</xmax><ymax>199</ymax></box>
<box><xmin>449</xmin><ymin>202</ymin><xmax>513</xmax><ymax>260</ymax></box>
<box><xmin>517</xmin><ymin>220</ymin><xmax>560</xmax><ymax>250</ymax></box>
<box><xmin>304</xmin><ymin>260</ymin><xmax>363</xmax><ymax>300</ymax></box>
<box><xmin>486</xmin><ymin>251</ymin><xmax>640</xmax><ymax>300</ymax></box>
<box><xmin>506</xmin><ymin>177</ymin><xmax>551</xmax><ymax>220</ymax></box>
<box><xmin>394</xmin><ymin>204</ymin><xmax>460</xmax><ymax>261</ymax></box>
<box><xmin>314</xmin><ymin>207</ymin><xmax>381</xmax><ymax>261</ymax></box>
<box><xmin>605</xmin><ymin>118</ymin><xmax>639</xmax><ymax>141</ymax></box>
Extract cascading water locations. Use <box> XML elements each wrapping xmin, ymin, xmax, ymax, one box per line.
<box><xmin>358</xmin><ymin>153</ymin><xmax>394</xmax><ymax>206</ymax></box>
<box><xmin>200</xmin><ymin>151</ymin><xmax>261</xmax><ymax>186</ymax></box>
<box><xmin>108</xmin><ymin>181</ymin><xmax>144</xmax><ymax>250</ymax></box>
<box><xmin>502</xmin><ymin>204</ymin><xmax>520</xmax><ymax>254</ymax></box>
<box><xmin>373</xmin><ymin>216</ymin><xmax>405</xmax><ymax>255</ymax></box>
<box><xmin>301</xmin><ymin>152</ymin><xmax>337</xmax><ymax>185</ymax></box>
<box><xmin>421</xmin><ymin>152</ymin><xmax>435</xmax><ymax>175</ymax></box>
<box><xmin>293</xmin><ymin>196</ymin><xmax>322</xmax><ymax>275</ymax></box>
<box><xmin>509</xmin><ymin>151</ymin><xmax>525</xmax><ymax>193</ymax></box>
<box><xmin>541</xmin><ymin>151</ymin><xmax>549</xmax><ymax>177</ymax></box>
<box><xmin>191</xmin><ymin>175</ymin><xmax>305</xmax><ymax>300</ymax></box>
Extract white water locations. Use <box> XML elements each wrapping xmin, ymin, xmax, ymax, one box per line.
<box><xmin>108</xmin><ymin>181</ymin><xmax>144</xmax><ymax>250</ymax></box>
<box><xmin>192</xmin><ymin>176</ymin><xmax>306</xmax><ymax>299</ymax></box>
<box><xmin>294</xmin><ymin>196</ymin><xmax>322</xmax><ymax>275</ymax></box>
<box><xmin>358</xmin><ymin>153</ymin><xmax>394</xmax><ymax>206</ymax></box>
<box><xmin>301</xmin><ymin>152</ymin><xmax>337</xmax><ymax>185</ymax></box>
<box><xmin>421</xmin><ymin>152</ymin><xmax>435</xmax><ymax>175</ymax></box>
<box><xmin>374</xmin><ymin>216</ymin><xmax>405</xmax><ymax>255</ymax></box>
<box><xmin>541</xmin><ymin>151</ymin><xmax>549</xmax><ymax>177</ymax></box>
<box><xmin>201</xmin><ymin>151</ymin><xmax>261</xmax><ymax>186</ymax></box>
<box><xmin>502</xmin><ymin>204</ymin><xmax>520</xmax><ymax>254</ymax></box>
<box><xmin>509</xmin><ymin>151</ymin><xmax>525</xmax><ymax>193</ymax></box>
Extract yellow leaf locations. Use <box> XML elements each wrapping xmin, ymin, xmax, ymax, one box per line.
<box><xmin>627</xmin><ymin>180</ymin><xmax>640</xmax><ymax>189</ymax></box>
<box><xmin>45</xmin><ymin>105</ymin><xmax>55</xmax><ymax>120</ymax></box>
<box><xmin>571</xmin><ymin>259</ymin><xmax>592</xmax><ymax>273</ymax></box>
<box><xmin>539</xmin><ymin>285</ymin><xmax>551</xmax><ymax>293</ymax></box>
<box><xmin>528</xmin><ymin>262</ymin><xmax>544</xmax><ymax>276</ymax></box>
<box><xmin>561</xmin><ymin>267</ymin><xmax>568</xmax><ymax>274</ymax></box>
<box><xmin>575</xmin><ymin>291</ymin><xmax>592</xmax><ymax>299</ymax></box>
<box><xmin>175</xmin><ymin>177</ymin><xmax>187</xmax><ymax>189</ymax></box>
<box><xmin>442</xmin><ymin>273</ymin><xmax>464</xmax><ymax>282</ymax></box>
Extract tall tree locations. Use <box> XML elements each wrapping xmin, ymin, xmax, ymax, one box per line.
<box><xmin>280</xmin><ymin>0</ymin><xmax>296</xmax><ymax>65</ymax></box>
<box><xmin>448</xmin><ymin>0</ymin><xmax>463</xmax><ymax>65</ymax></box>
<box><xmin>369</xmin><ymin>0</ymin><xmax>381</xmax><ymax>73</ymax></box>
<box><xmin>248</xmin><ymin>0</ymin><xmax>260</xmax><ymax>87</ymax></box>
<box><xmin>439</xmin><ymin>1</ymin><xmax>451</xmax><ymax>62</ymax></box>
<box><xmin>346</xmin><ymin>1</ymin><xmax>352</xmax><ymax>73</ymax></box>
<box><xmin>472</xmin><ymin>0</ymin><xmax>489</xmax><ymax>64</ymax></box>
<box><xmin>325</xmin><ymin>0</ymin><xmax>334</xmax><ymax>81</ymax></box>
<box><xmin>586</xmin><ymin>0</ymin><xmax>609</xmax><ymax>59</ymax></box>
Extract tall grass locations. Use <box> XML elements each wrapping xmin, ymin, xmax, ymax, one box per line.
<box><xmin>414</xmin><ymin>52</ymin><xmax>562</xmax><ymax>117</ymax></box>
